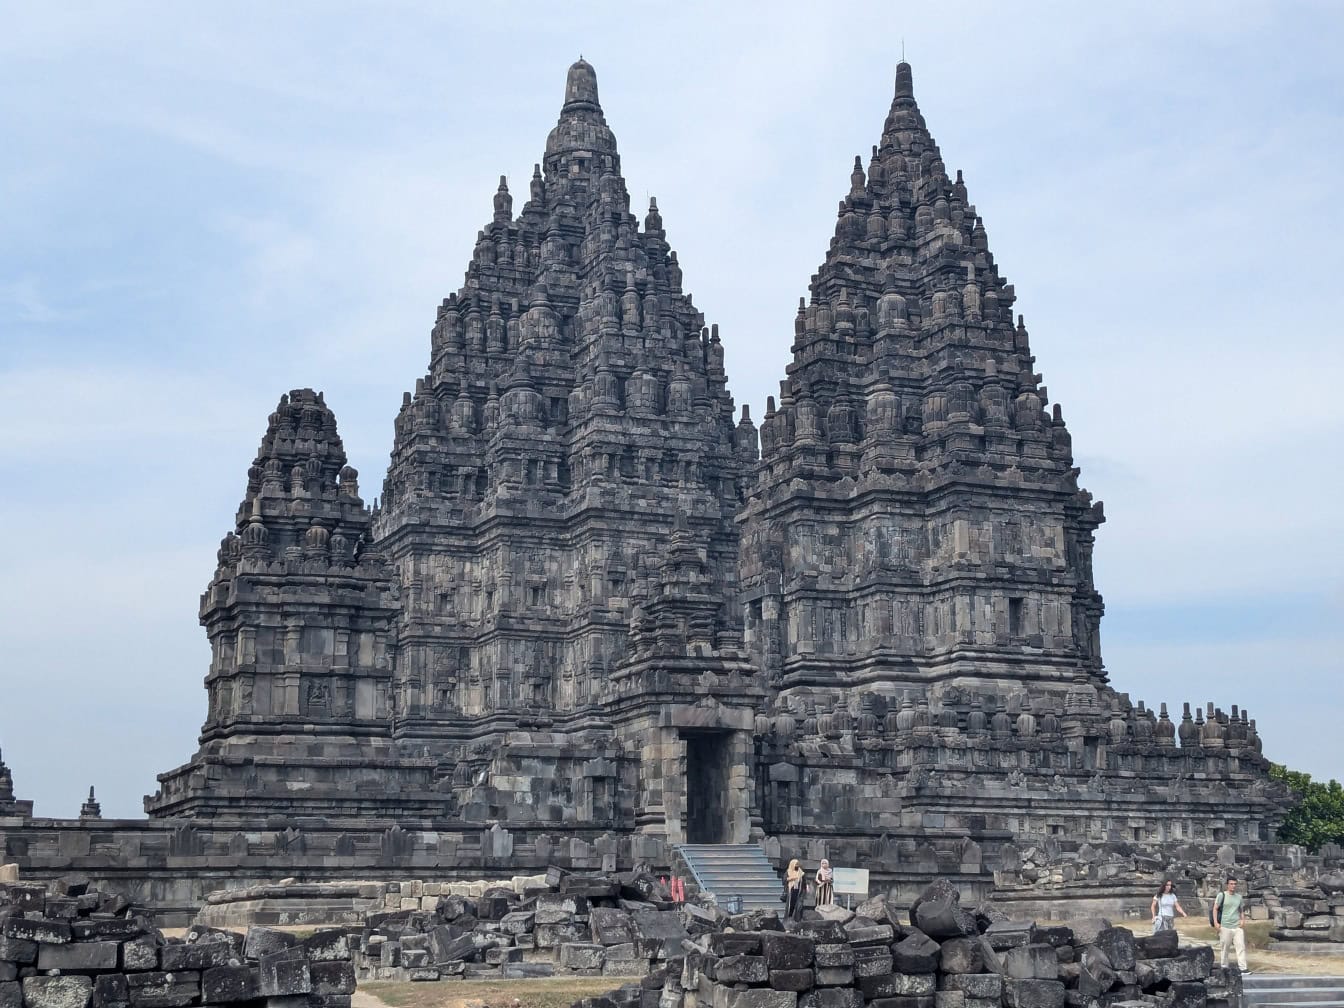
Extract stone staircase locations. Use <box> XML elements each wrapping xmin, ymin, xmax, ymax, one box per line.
<box><xmin>1243</xmin><ymin>975</ymin><xmax>1344</xmax><ymax>1008</ymax></box>
<box><xmin>673</xmin><ymin>844</ymin><xmax>782</xmax><ymax>913</ymax></box>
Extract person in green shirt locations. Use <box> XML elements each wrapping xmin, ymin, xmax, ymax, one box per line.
<box><xmin>1213</xmin><ymin>876</ymin><xmax>1248</xmax><ymax>971</ymax></box>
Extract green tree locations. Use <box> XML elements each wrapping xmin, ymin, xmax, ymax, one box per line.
<box><xmin>1269</xmin><ymin>763</ymin><xmax>1344</xmax><ymax>851</ymax></box>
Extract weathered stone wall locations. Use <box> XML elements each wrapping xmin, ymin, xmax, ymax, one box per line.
<box><xmin>0</xmin><ymin>876</ymin><xmax>355</xmax><ymax>1008</ymax></box>
<box><xmin>1268</xmin><ymin>870</ymin><xmax>1344</xmax><ymax>952</ymax></box>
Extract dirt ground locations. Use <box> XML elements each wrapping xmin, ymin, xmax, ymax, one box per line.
<box><xmin>357</xmin><ymin>977</ymin><xmax>641</xmax><ymax>1008</ymax></box>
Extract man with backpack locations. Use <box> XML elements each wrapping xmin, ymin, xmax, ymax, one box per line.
<box><xmin>1212</xmin><ymin>876</ymin><xmax>1249</xmax><ymax>971</ymax></box>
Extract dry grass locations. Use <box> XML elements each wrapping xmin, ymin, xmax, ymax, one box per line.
<box><xmin>360</xmin><ymin>976</ymin><xmax>644</xmax><ymax>1008</ymax></box>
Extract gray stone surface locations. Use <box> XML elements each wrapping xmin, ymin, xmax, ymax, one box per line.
<box><xmin>201</xmin><ymin>965</ymin><xmax>259</xmax><ymax>1003</ymax></box>
<box><xmin>37</xmin><ymin>941</ymin><xmax>119</xmax><ymax>972</ymax></box>
<box><xmin>22</xmin><ymin>976</ymin><xmax>93</xmax><ymax>1008</ymax></box>
<box><xmin>124</xmin><ymin>972</ymin><xmax>200</xmax><ymax>1008</ymax></box>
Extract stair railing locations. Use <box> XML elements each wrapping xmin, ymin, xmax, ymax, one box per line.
<box><xmin>673</xmin><ymin>844</ymin><xmax>710</xmax><ymax>894</ymax></box>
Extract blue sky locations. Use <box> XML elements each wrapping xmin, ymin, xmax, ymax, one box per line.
<box><xmin>1</xmin><ymin>2</ymin><xmax>1341</xmax><ymax>818</ymax></box>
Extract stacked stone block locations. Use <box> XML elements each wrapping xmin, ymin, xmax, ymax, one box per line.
<box><xmin>1268</xmin><ymin>872</ymin><xmax>1344</xmax><ymax>951</ymax></box>
<box><xmin>576</xmin><ymin>879</ymin><xmax>1239</xmax><ymax>1008</ymax></box>
<box><xmin>351</xmin><ymin>867</ymin><xmax>688</xmax><ymax>981</ymax></box>
<box><xmin>0</xmin><ymin>878</ymin><xmax>354</xmax><ymax>1008</ymax></box>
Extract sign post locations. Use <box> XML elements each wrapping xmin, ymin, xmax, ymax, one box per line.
<box><xmin>830</xmin><ymin>867</ymin><xmax>870</xmax><ymax>910</ymax></box>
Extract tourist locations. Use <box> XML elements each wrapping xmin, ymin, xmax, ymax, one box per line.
<box><xmin>815</xmin><ymin>858</ymin><xmax>834</xmax><ymax>906</ymax></box>
<box><xmin>1150</xmin><ymin>879</ymin><xmax>1186</xmax><ymax>933</ymax></box>
<box><xmin>784</xmin><ymin>858</ymin><xmax>806</xmax><ymax>919</ymax></box>
<box><xmin>1212</xmin><ymin>876</ymin><xmax>1249</xmax><ymax>971</ymax></box>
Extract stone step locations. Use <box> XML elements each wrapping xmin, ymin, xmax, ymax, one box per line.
<box><xmin>1243</xmin><ymin>975</ymin><xmax>1344</xmax><ymax>1008</ymax></box>
<box><xmin>1243</xmin><ymin>988</ymin><xmax>1344</xmax><ymax>997</ymax></box>
<box><xmin>1244</xmin><ymin>977</ymin><xmax>1344</xmax><ymax>989</ymax></box>
<box><xmin>674</xmin><ymin>843</ymin><xmax>782</xmax><ymax>912</ymax></box>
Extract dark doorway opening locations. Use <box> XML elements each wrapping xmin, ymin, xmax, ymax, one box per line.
<box><xmin>684</xmin><ymin>730</ymin><xmax>731</xmax><ymax>844</ymax></box>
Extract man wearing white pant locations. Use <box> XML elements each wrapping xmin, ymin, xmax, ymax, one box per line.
<box><xmin>1213</xmin><ymin>877</ymin><xmax>1248</xmax><ymax>971</ymax></box>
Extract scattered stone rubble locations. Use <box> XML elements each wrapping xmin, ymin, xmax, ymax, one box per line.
<box><xmin>992</xmin><ymin>839</ymin><xmax>1344</xmax><ymax>924</ymax></box>
<box><xmin>577</xmin><ymin>879</ymin><xmax>1241</xmax><ymax>1008</ymax></box>
<box><xmin>352</xmin><ymin>867</ymin><xmax>690</xmax><ymax>981</ymax></box>
<box><xmin>1</xmin><ymin>875</ymin><xmax>355</xmax><ymax>1008</ymax></box>
<box><xmin>1268</xmin><ymin>871</ymin><xmax>1344</xmax><ymax>952</ymax></box>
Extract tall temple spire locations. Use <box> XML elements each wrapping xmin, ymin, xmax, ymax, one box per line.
<box><xmin>742</xmin><ymin>59</ymin><xmax>1107</xmax><ymax>696</ymax></box>
<box><xmin>146</xmin><ymin>389</ymin><xmax>403</xmax><ymax>818</ymax></box>
<box><xmin>375</xmin><ymin>58</ymin><xmax>753</xmax><ymax>759</ymax></box>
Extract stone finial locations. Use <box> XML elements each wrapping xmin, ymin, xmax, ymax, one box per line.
<box><xmin>493</xmin><ymin>175</ymin><xmax>512</xmax><ymax>222</ymax></box>
<box><xmin>564</xmin><ymin>57</ymin><xmax>600</xmax><ymax>111</ymax></box>
<box><xmin>894</xmin><ymin>61</ymin><xmax>914</xmax><ymax>100</ymax></box>
<box><xmin>80</xmin><ymin>786</ymin><xmax>102</xmax><ymax>820</ymax></box>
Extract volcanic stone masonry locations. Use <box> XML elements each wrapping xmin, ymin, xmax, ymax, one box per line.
<box><xmin>0</xmin><ymin>59</ymin><xmax>1292</xmax><ymax>914</ymax></box>
<box><xmin>581</xmin><ymin>878</ymin><xmax>1244</xmax><ymax>1008</ymax></box>
<box><xmin>0</xmin><ymin>875</ymin><xmax>357</xmax><ymax>1008</ymax></box>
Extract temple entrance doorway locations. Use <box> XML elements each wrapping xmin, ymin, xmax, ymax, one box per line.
<box><xmin>683</xmin><ymin>729</ymin><xmax>731</xmax><ymax>844</ymax></box>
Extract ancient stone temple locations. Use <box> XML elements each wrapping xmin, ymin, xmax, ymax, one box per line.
<box><xmin>148</xmin><ymin>59</ymin><xmax>765</xmax><ymax>843</ymax></box>
<box><xmin>738</xmin><ymin>61</ymin><xmax>1279</xmax><ymax>851</ymax></box>
<box><xmin>146</xmin><ymin>390</ymin><xmax>417</xmax><ymax>818</ymax></box>
<box><xmin>371</xmin><ymin>58</ymin><xmax>762</xmax><ymax>846</ymax></box>
<box><xmin>3</xmin><ymin>60</ymin><xmax>1290</xmax><ymax>915</ymax></box>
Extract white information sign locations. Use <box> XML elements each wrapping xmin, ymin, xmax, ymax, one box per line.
<box><xmin>831</xmin><ymin>866</ymin><xmax>869</xmax><ymax>897</ymax></box>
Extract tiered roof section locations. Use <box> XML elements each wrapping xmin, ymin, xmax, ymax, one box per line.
<box><xmin>373</xmin><ymin>61</ymin><xmax>759</xmax><ymax>734</ymax></box>
<box><xmin>740</xmin><ymin>62</ymin><xmax>1105</xmax><ymax>696</ymax></box>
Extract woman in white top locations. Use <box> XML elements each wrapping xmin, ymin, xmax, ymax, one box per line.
<box><xmin>1151</xmin><ymin>879</ymin><xmax>1187</xmax><ymax>933</ymax></box>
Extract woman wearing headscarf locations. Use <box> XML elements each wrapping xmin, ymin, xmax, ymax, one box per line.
<box><xmin>815</xmin><ymin>858</ymin><xmax>834</xmax><ymax>906</ymax></box>
<box><xmin>784</xmin><ymin>858</ymin><xmax>806</xmax><ymax>919</ymax></box>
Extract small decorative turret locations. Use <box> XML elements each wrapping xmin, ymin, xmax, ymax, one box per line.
<box><xmin>990</xmin><ymin>700</ymin><xmax>1012</xmax><ymax>740</ymax></box>
<box><xmin>1227</xmin><ymin>705</ymin><xmax>1248</xmax><ymax>745</ymax></box>
<box><xmin>1178</xmin><ymin>702</ymin><xmax>1198</xmax><ymax>747</ymax></box>
<box><xmin>1155</xmin><ymin>702</ymin><xmax>1177</xmax><ymax>747</ymax></box>
<box><xmin>1201</xmin><ymin>705</ymin><xmax>1226</xmax><ymax>748</ymax></box>
<box><xmin>966</xmin><ymin>696</ymin><xmax>987</xmax><ymax>735</ymax></box>
<box><xmin>79</xmin><ymin>786</ymin><xmax>102</xmax><ymax>821</ymax></box>
<box><xmin>0</xmin><ymin>747</ymin><xmax>14</xmax><ymax>803</ymax></box>
<box><xmin>644</xmin><ymin>196</ymin><xmax>664</xmax><ymax>236</ymax></box>
<box><xmin>493</xmin><ymin>176</ymin><xmax>512</xmax><ymax>223</ymax></box>
<box><xmin>857</xmin><ymin>693</ymin><xmax>879</xmax><ymax>737</ymax></box>
<box><xmin>1108</xmin><ymin>700</ymin><xmax>1129</xmax><ymax>744</ymax></box>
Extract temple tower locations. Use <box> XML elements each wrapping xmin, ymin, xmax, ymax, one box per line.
<box><xmin>373</xmin><ymin>61</ymin><xmax>763</xmax><ymax>844</ymax></box>
<box><xmin>741</xmin><ymin>62</ymin><xmax>1282</xmax><ymax>848</ymax></box>
<box><xmin>146</xmin><ymin>391</ymin><xmax>435</xmax><ymax>818</ymax></box>
<box><xmin>741</xmin><ymin>61</ymin><xmax>1105</xmax><ymax>703</ymax></box>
